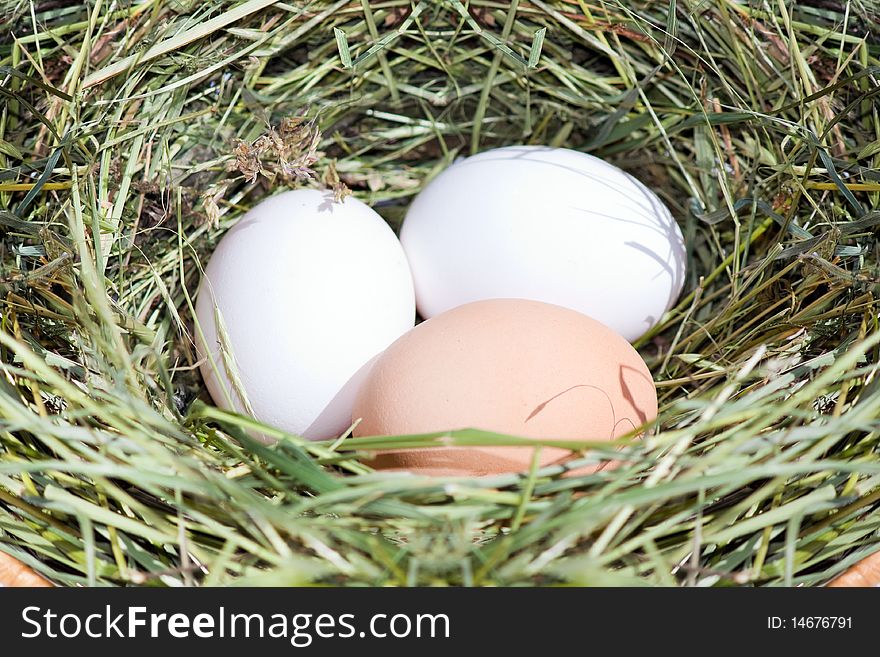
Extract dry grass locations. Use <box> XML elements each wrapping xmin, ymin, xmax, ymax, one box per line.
<box><xmin>0</xmin><ymin>0</ymin><xmax>879</xmax><ymax>586</ymax></box>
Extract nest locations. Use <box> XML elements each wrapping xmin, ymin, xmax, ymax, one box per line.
<box><xmin>1</xmin><ymin>0</ymin><xmax>879</xmax><ymax>586</ymax></box>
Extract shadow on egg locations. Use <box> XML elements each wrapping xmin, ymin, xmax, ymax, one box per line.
<box><xmin>303</xmin><ymin>355</ymin><xmax>379</xmax><ymax>440</ymax></box>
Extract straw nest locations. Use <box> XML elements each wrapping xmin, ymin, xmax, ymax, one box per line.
<box><xmin>1</xmin><ymin>0</ymin><xmax>879</xmax><ymax>586</ymax></box>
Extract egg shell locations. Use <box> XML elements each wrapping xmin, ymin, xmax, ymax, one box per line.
<box><xmin>352</xmin><ymin>298</ymin><xmax>657</xmax><ymax>476</ymax></box>
<box><xmin>400</xmin><ymin>145</ymin><xmax>687</xmax><ymax>342</ymax></box>
<box><xmin>196</xmin><ymin>189</ymin><xmax>415</xmax><ymax>441</ymax></box>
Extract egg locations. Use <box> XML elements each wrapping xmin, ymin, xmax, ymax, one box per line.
<box><xmin>352</xmin><ymin>298</ymin><xmax>657</xmax><ymax>476</ymax></box>
<box><xmin>195</xmin><ymin>189</ymin><xmax>415</xmax><ymax>440</ymax></box>
<box><xmin>400</xmin><ymin>145</ymin><xmax>687</xmax><ymax>342</ymax></box>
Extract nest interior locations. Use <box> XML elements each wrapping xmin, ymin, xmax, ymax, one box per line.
<box><xmin>1</xmin><ymin>0</ymin><xmax>879</xmax><ymax>586</ymax></box>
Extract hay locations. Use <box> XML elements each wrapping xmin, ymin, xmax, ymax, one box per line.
<box><xmin>0</xmin><ymin>0</ymin><xmax>879</xmax><ymax>586</ymax></box>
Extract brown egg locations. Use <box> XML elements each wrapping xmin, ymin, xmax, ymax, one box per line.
<box><xmin>352</xmin><ymin>298</ymin><xmax>657</xmax><ymax>476</ymax></box>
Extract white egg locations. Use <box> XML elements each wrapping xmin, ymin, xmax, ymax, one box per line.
<box><xmin>195</xmin><ymin>189</ymin><xmax>415</xmax><ymax>440</ymax></box>
<box><xmin>400</xmin><ymin>145</ymin><xmax>687</xmax><ymax>341</ymax></box>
